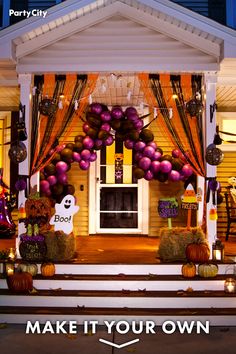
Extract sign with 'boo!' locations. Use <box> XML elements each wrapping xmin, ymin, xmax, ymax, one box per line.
<box><xmin>50</xmin><ymin>195</ymin><xmax>79</xmax><ymax>234</ymax></box>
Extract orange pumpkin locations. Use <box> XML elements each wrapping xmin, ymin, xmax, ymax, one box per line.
<box><xmin>186</xmin><ymin>242</ymin><xmax>210</xmax><ymax>263</ymax></box>
<box><xmin>41</xmin><ymin>262</ymin><xmax>55</xmax><ymax>277</ymax></box>
<box><xmin>181</xmin><ymin>262</ymin><xmax>196</xmax><ymax>278</ymax></box>
<box><xmin>7</xmin><ymin>272</ymin><xmax>33</xmax><ymax>293</ymax></box>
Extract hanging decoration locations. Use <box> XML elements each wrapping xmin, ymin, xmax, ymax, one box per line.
<box><xmin>31</xmin><ymin>74</ymin><xmax>98</xmax><ymax>175</ymax></box>
<box><xmin>16</xmin><ymin>103</ymin><xmax>27</xmax><ymax>141</ymax></box>
<box><xmin>40</xmin><ymin>103</ymin><xmax>194</xmax><ymax>202</ymax></box>
<box><xmin>185</xmin><ymin>93</ymin><xmax>203</xmax><ymax>118</ymax></box>
<box><xmin>139</xmin><ymin>73</ymin><xmax>205</xmax><ymax>178</ymax></box>
<box><xmin>205</xmin><ymin>144</ymin><xmax>224</xmax><ymax>166</ymax></box>
<box><xmin>0</xmin><ymin>169</ymin><xmax>16</xmax><ymax>238</ymax></box>
<box><xmin>8</xmin><ymin>141</ymin><xmax>27</xmax><ymax>164</ymax></box>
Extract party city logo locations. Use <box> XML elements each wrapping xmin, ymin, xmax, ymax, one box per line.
<box><xmin>9</xmin><ymin>9</ymin><xmax>48</xmax><ymax>18</ymax></box>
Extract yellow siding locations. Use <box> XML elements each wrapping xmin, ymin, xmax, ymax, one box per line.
<box><xmin>61</xmin><ymin>117</ymin><xmax>89</xmax><ymax>236</ymax></box>
<box><xmin>217</xmin><ymin>151</ymin><xmax>236</xmax><ymax>239</ymax></box>
<box><xmin>148</xmin><ymin>118</ymin><xmax>187</xmax><ymax>236</ymax></box>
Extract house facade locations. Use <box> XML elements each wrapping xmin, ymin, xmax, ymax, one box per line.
<box><xmin>0</xmin><ymin>0</ymin><xmax>236</xmax><ymax>241</ymax></box>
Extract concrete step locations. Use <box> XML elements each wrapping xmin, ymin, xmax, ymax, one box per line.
<box><xmin>0</xmin><ymin>274</ymin><xmax>230</xmax><ymax>291</ymax></box>
<box><xmin>1</xmin><ymin>306</ymin><xmax>236</xmax><ymax>325</ymax></box>
<box><xmin>1</xmin><ymin>289</ymin><xmax>236</xmax><ymax>308</ymax></box>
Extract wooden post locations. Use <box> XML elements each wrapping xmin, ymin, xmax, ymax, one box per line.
<box><xmin>204</xmin><ymin>72</ymin><xmax>217</xmax><ymax>257</ymax></box>
<box><xmin>16</xmin><ymin>74</ymin><xmax>32</xmax><ymax>257</ymax></box>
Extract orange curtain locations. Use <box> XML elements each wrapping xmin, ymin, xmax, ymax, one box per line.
<box><xmin>31</xmin><ymin>73</ymin><xmax>98</xmax><ymax>175</ymax></box>
<box><xmin>138</xmin><ymin>73</ymin><xmax>205</xmax><ymax>177</ymax></box>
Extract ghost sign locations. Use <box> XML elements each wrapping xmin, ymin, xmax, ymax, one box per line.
<box><xmin>50</xmin><ymin>195</ymin><xmax>79</xmax><ymax>234</ymax></box>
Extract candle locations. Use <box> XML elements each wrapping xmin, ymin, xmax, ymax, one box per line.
<box><xmin>6</xmin><ymin>263</ymin><xmax>14</xmax><ymax>276</ymax></box>
<box><xmin>224</xmin><ymin>278</ymin><xmax>236</xmax><ymax>293</ymax></box>
<box><xmin>214</xmin><ymin>250</ymin><xmax>222</xmax><ymax>261</ymax></box>
<box><xmin>8</xmin><ymin>248</ymin><xmax>16</xmax><ymax>261</ymax></box>
<box><xmin>7</xmin><ymin>267</ymin><xmax>14</xmax><ymax>276</ymax></box>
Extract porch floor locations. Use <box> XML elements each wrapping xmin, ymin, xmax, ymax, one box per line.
<box><xmin>1</xmin><ymin>235</ymin><xmax>236</xmax><ymax>264</ymax></box>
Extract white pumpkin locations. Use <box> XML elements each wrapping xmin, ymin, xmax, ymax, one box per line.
<box><xmin>17</xmin><ymin>262</ymin><xmax>38</xmax><ymax>276</ymax></box>
<box><xmin>198</xmin><ymin>263</ymin><xmax>218</xmax><ymax>278</ymax></box>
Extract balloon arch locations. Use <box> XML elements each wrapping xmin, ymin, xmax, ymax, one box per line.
<box><xmin>40</xmin><ymin>103</ymin><xmax>193</xmax><ymax>202</ymax></box>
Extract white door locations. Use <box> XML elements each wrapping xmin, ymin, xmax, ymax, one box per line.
<box><xmin>89</xmin><ymin>142</ymin><xmax>149</xmax><ymax>234</ymax></box>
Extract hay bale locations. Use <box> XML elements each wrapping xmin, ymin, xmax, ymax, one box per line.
<box><xmin>44</xmin><ymin>231</ymin><xmax>76</xmax><ymax>261</ymax></box>
<box><xmin>158</xmin><ymin>227</ymin><xmax>207</xmax><ymax>262</ymax></box>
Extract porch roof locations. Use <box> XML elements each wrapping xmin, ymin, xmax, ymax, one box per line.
<box><xmin>0</xmin><ymin>0</ymin><xmax>236</xmax><ymax>105</ymax></box>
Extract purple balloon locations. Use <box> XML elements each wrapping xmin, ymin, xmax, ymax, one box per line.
<box><xmin>56</xmin><ymin>161</ymin><xmax>68</xmax><ymax>173</ymax></box>
<box><xmin>104</xmin><ymin>135</ymin><xmax>114</xmax><ymax>146</ymax></box>
<box><xmin>134</xmin><ymin>151</ymin><xmax>143</xmax><ymax>161</ymax></box>
<box><xmin>172</xmin><ymin>149</ymin><xmax>181</xmax><ymax>158</ymax></box>
<box><xmin>134</xmin><ymin>141</ymin><xmax>146</xmax><ymax>151</ymax></box>
<box><xmin>101</xmin><ymin>111</ymin><xmax>111</xmax><ymax>122</ymax></box>
<box><xmin>80</xmin><ymin>160</ymin><xmax>90</xmax><ymax>170</ymax></box>
<box><xmin>57</xmin><ymin>173</ymin><xmax>68</xmax><ymax>185</ymax></box>
<box><xmin>148</xmin><ymin>142</ymin><xmax>157</xmax><ymax>150</ymax></box>
<box><xmin>144</xmin><ymin>170</ymin><xmax>154</xmax><ymax>181</ymax></box>
<box><xmin>81</xmin><ymin>149</ymin><xmax>91</xmax><ymax>160</ymax></box>
<box><xmin>127</xmin><ymin>113</ymin><xmax>139</xmax><ymax>122</ymax></box>
<box><xmin>139</xmin><ymin>157</ymin><xmax>151</xmax><ymax>171</ymax></box>
<box><xmin>160</xmin><ymin>160</ymin><xmax>172</xmax><ymax>173</ymax></box>
<box><xmin>111</xmin><ymin>107</ymin><xmax>123</xmax><ymax>120</ymax></box>
<box><xmin>152</xmin><ymin>151</ymin><xmax>162</xmax><ymax>161</ymax></box>
<box><xmin>143</xmin><ymin>146</ymin><xmax>155</xmax><ymax>158</ymax></box>
<box><xmin>90</xmin><ymin>103</ymin><xmax>103</xmax><ymax>115</ymax></box>
<box><xmin>47</xmin><ymin>175</ymin><xmax>57</xmax><ymax>186</ymax></box>
<box><xmin>89</xmin><ymin>151</ymin><xmax>97</xmax><ymax>162</ymax></box>
<box><xmin>125</xmin><ymin>107</ymin><xmax>137</xmax><ymax>116</ymax></box>
<box><xmin>181</xmin><ymin>164</ymin><xmax>193</xmax><ymax>177</ymax></box>
<box><xmin>134</xmin><ymin>119</ymin><xmax>144</xmax><ymax>130</ymax></box>
<box><xmin>83</xmin><ymin>122</ymin><xmax>90</xmax><ymax>133</ymax></box>
<box><xmin>83</xmin><ymin>136</ymin><xmax>94</xmax><ymax>149</ymax></box>
<box><xmin>168</xmin><ymin>170</ymin><xmax>180</xmax><ymax>182</ymax></box>
<box><xmin>101</xmin><ymin>123</ymin><xmax>111</xmax><ymax>132</ymax></box>
<box><xmin>150</xmin><ymin>160</ymin><xmax>161</xmax><ymax>174</ymax></box>
<box><xmin>94</xmin><ymin>139</ymin><xmax>103</xmax><ymax>149</ymax></box>
<box><xmin>72</xmin><ymin>152</ymin><xmax>81</xmax><ymax>162</ymax></box>
<box><xmin>44</xmin><ymin>189</ymin><xmax>52</xmax><ymax>197</ymax></box>
<box><xmin>40</xmin><ymin>180</ymin><xmax>50</xmax><ymax>193</ymax></box>
<box><xmin>124</xmin><ymin>139</ymin><xmax>134</xmax><ymax>149</ymax></box>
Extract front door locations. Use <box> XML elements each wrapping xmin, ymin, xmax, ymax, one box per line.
<box><xmin>89</xmin><ymin>139</ymin><xmax>148</xmax><ymax>234</ymax></box>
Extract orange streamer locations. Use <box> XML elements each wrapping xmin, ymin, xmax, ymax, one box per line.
<box><xmin>31</xmin><ymin>73</ymin><xmax>98</xmax><ymax>175</ymax></box>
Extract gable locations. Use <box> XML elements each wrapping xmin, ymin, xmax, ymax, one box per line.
<box><xmin>17</xmin><ymin>15</ymin><xmax>219</xmax><ymax>73</ymax></box>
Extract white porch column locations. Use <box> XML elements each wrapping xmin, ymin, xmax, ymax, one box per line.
<box><xmin>16</xmin><ymin>74</ymin><xmax>33</xmax><ymax>255</ymax></box>
<box><xmin>204</xmin><ymin>72</ymin><xmax>217</xmax><ymax>255</ymax></box>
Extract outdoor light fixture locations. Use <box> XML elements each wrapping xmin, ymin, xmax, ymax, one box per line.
<box><xmin>224</xmin><ymin>278</ymin><xmax>236</xmax><ymax>293</ymax></box>
<box><xmin>5</xmin><ymin>262</ymin><xmax>15</xmax><ymax>276</ymax></box>
<box><xmin>212</xmin><ymin>239</ymin><xmax>224</xmax><ymax>262</ymax></box>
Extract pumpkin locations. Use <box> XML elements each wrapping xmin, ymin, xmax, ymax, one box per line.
<box><xmin>7</xmin><ymin>272</ymin><xmax>33</xmax><ymax>293</ymax></box>
<box><xmin>198</xmin><ymin>263</ymin><xmax>218</xmax><ymax>278</ymax></box>
<box><xmin>41</xmin><ymin>262</ymin><xmax>55</xmax><ymax>277</ymax></box>
<box><xmin>186</xmin><ymin>242</ymin><xmax>210</xmax><ymax>263</ymax></box>
<box><xmin>181</xmin><ymin>262</ymin><xmax>196</xmax><ymax>278</ymax></box>
<box><xmin>17</xmin><ymin>262</ymin><xmax>38</xmax><ymax>276</ymax></box>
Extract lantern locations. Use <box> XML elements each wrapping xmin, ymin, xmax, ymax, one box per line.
<box><xmin>8</xmin><ymin>248</ymin><xmax>16</xmax><ymax>261</ymax></box>
<box><xmin>212</xmin><ymin>239</ymin><xmax>224</xmax><ymax>262</ymax></box>
<box><xmin>5</xmin><ymin>261</ymin><xmax>15</xmax><ymax>276</ymax></box>
<box><xmin>224</xmin><ymin>278</ymin><xmax>236</xmax><ymax>293</ymax></box>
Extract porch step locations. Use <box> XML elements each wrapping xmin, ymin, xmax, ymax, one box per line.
<box><xmin>1</xmin><ymin>306</ymin><xmax>236</xmax><ymax>326</ymax></box>
<box><xmin>1</xmin><ymin>289</ymin><xmax>236</xmax><ymax>308</ymax></box>
<box><xmin>12</xmin><ymin>261</ymin><xmax>236</xmax><ymax>275</ymax></box>
<box><xmin>0</xmin><ymin>274</ymin><xmax>231</xmax><ymax>291</ymax></box>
